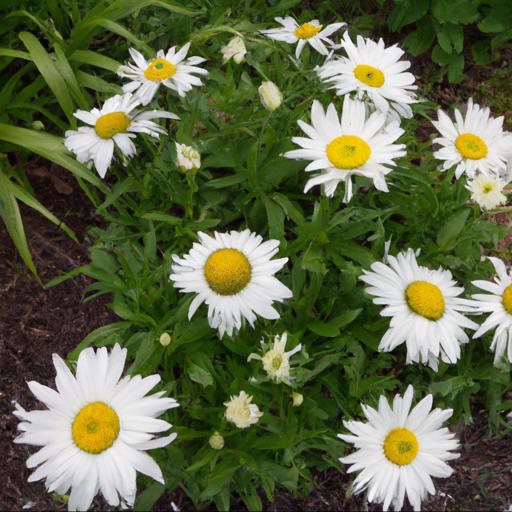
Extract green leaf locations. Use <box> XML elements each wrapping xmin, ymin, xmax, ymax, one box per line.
<box><xmin>388</xmin><ymin>0</ymin><xmax>429</xmax><ymax>31</ymax></box>
<box><xmin>134</xmin><ymin>483</ymin><xmax>165</xmax><ymax>512</ymax></box>
<box><xmin>403</xmin><ymin>21</ymin><xmax>435</xmax><ymax>56</ymax></box>
<box><xmin>69</xmin><ymin>49</ymin><xmax>122</xmax><ymax>73</ymax></box>
<box><xmin>68</xmin><ymin>322</ymin><xmax>131</xmax><ymax>360</ymax></box>
<box><xmin>436</xmin><ymin>209</ymin><xmax>470</xmax><ymax>249</ymax></box>
<box><xmin>19</xmin><ymin>32</ymin><xmax>75</xmax><ymax>125</ymax></box>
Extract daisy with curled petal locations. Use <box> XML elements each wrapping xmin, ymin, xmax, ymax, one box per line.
<box><xmin>360</xmin><ymin>248</ymin><xmax>478</xmax><ymax>370</ymax></box>
<box><xmin>13</xmin><ymin>344</ymin><xmax>179</xmax><ymax>512</ymax></box>
<box><xmin>224</xmin><ymin>391</ymin><xmax>263</xmax><ymax>429</ymax></box>
<box><xmin>432</xmin><ymin>98</ymin><xmax>512</xmax><ymax>179</ymax></box>
<box><xmin>260</xmin><ymin>17</ymin><xmax>345</xmax><ymax>58</ymax></box>
<box><xmin>466</xmin><ymin>173</ymin><xmax>508</xmax><ymax>210</ymax></box>
<box><xmin>339</xmin><ymin>385</ymin><xmax>459</xmax><ymax>511</ymax></box>
<box><xmin>247</xmin><ymin>332</ymin><xmax>302</xmax><ymax>385</ymax></box>
<box><xmin>316</xmin><ymin>32</ymin><xmax>418</xmax><ymax>119</ymax></box>
<box><xmin>283</xmin><ymin>96</ymin><xmax>405</xmax><ymax>202</ymax></box>
<box><xmin>64</xmin><ymin>93</ymin><xmax>178</xmax><ymax>178</ymax></box>
<box><xmin>118</xmin><ymin>43</ymin><xmax>208</xmax><ymax>105</ymax></box>
<box><xmin>169</xmin><ymin>229</ymin><xmax>292</xmax><ymax>337</ymax></box>
<box><xmin>471</xmin><ymin>257</ymin><xmax>512</xmax><ymax>364</ymax></box>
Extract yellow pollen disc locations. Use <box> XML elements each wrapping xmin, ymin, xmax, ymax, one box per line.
<box><xmin>144</xmin><ymin>58</ymin><xmax>177</xmax><ymax>81</ymax></box>
<box><xmin>455</xmin><ymin>133</ymin><xmax>488</xmax><ymax>160</ymax></box>
<box><xmin>406</xmin><ymin>280</ymin><xmax>445</xmax><ymax>320</ymax></box>
<box><xmin>482</xmin><ymin>184</ymin><xmax>493</xmax><ymax>193</ymax></box>
<box><xmin>503</xmin><ymin>284</ymin><xmax>512</xmax><ymax>315</ymax></box>
<box><xmin>72</xmin><ymin>402</ymin><xmax>120</xmax><ymax>454</ymax></box>
<box><xmin>353</xmin><ymin>64</ymin><xmax>385</xmax><ymax>88</ymax></box>
<box><xmin>326</xmin><ymin>135</ymin><xmax>371</xmax><ymax>169</ymax></box>
<box><xmin>384</xmin><ymin>428</ymin><xmax>419</xmax><ymax>466</ymax></box>
<box><xmin>272</xmin><ymin>355</ymin><xmax>283</xmax><ymax>370</ymax></box>
<box><xmin>204</xmin><ymin>248</ymin><xmax>251</xmax><ymax>295</ymax></box>
<box><xmin>95</xmin><ymin>112</ymin><xmax>131</xmax><ymax>139</ymax></box>
<box><xmin>294</xmin><ymin>23</ymin><xmax>322</xmax><ymax>39</ymax></box>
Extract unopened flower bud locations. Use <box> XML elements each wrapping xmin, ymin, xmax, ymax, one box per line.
<box><xmin>209</xmin><ymin>431</ymin><xmax>225</xmax><ymax>450</ymax></box>
<box><xmin>292</xmin><ymin>392</ymin><xmax>303</xmax><ymax>407</ymax></box>
<box><xmin>159</xmin><ymin>332</ymin><xmax>171</xmax><ymax>346</ymax></box>
<box><xmin>258</xmin><ymin>81</ymin><xmax>282</xmax><ymax>112</ymax></box>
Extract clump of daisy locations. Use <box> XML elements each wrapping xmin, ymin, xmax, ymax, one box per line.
<box><xmin>360</xmin><ymin>248</ymin><xmax>478</xmax><ymax>370</ymax></box>
<box><xmin>260</xmin><ymin>17</ymin><xmax>345</xmax><ymax>59</ymax></box>
<box><xmin>466</xmin><ymin>173</ymin><xmax>508</xmax><ymax>210</ymax></box>
<box><xmin>13</xmin><ymin>344</ymin><xmax>179</xmax><ymax>511</ymax></box>
<box><xmin>64</xmin><ymin>93</ymin><xmax>178</xmax><ymax>178</ymax></box>
<box><xmin>284</xmin><ymin>97</ymin><xmax>405</xmax><ymax>202</ymax></box>
<box><xmin>118</xmin><ymin>43</ymin><xmax>208</xmax><ymax>105</ymax></box>
<box><xmin>247</xmin><ymin>332</ymin><xmax>302</xmax><ymax>385</ymax></box>
<box><xmin>224</xmin><ymin>391</ymin><xmax>262</xmax><ymax>428</ymax></box>
<box><xmin>221</xmin><ymin>36</ymin><xmax>247</xmax><ymax>64</ymax></box>
<box><xmin>432</xmin><ymin>98</ymin><xmax>512</xmax><ymax>179</ymax></box>
<box><xmin>339</xmin><ymin>385</ymin><xmax>459</xmax><ymax>511</ymax></box>
<box><xmin>176</xmin><ymin>142</ymin><xmax>201</xmax><ymax>172</ymax></box>
<box><xmin>169</xmin><ymin>229</ymin><xmax>292</xmax><ymax>337</ymax></box>
<box><xmin>471</xmin><ymin>257</ymin><xmax>512</xmax><ymax>364</ymax></box>
<box><xmin>316</xmin><ymin>32</ymin><xmax>417</xmax><ymax>119</ymax></box>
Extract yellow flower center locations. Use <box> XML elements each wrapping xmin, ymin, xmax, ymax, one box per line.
<box><xmin>95</xmin><ymin>112</ymin><xmax>131</xmax><ymax>139</ymax></box>
<box><xmin>383</xmin><ymin>428</ymin><xmax>419</xmax><ymax>465</ymax></box>
<box><xmin>482</xmin><ymin>184</ymin><xmax>494</xmax><ymax>193</ymax></box>
<box><xmin>326</xmin><ymin>135</ymin><xmax>371</xmax><ymax>169</ymax></box>
<box><xmin>455</xmin><ymin>133</ymin><xmax>488</xmax><ymax>160</ymax></box>
<box><xmin>294</xmin><ymin>23</ymin><xmax>322</xmax><ymax>39</ymax></box>
<box><xmin>72</xmin><ymin>402</ymin><xmax>120</xmax><ymax>454</ymax></box>
<box><xmin>503</xmin><ymin>284</ymin><xmax>512</xmax><ymax>315</ymax></box>
<box><xmin>272</xmin><ymin>355</ymin><xmax>283</xmax><ymax>370</ymax></box>
<box><xmin>204</xmin><ymin>248</ymin><xmax>251</xmax><ymax>295</ymax></box>
<box><xmin>144</xmin><ymin>58</ymin><xmax>177</xmax><ymax>81</ymax></box>
<box><xmin>405</xmin><ymin>280</ymin><xmax>445</xmax><ymax>320</ymax></box>
<box><xmin>353</xmin><ymin>64</ymin><xmax>385</xmax><ymax>88</ymax></box>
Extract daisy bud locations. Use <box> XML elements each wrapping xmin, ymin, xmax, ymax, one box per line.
<box><xmin>258</xmin><ymin>81</ymin><xmax>282</xmax><ymax>112</ymax></box>
<box><xmin>292</xmin><ymin>392</ymin><xmax>303</xmax><ymax>407</ymax></box>
<box><xmin>221</xmin><ymin>36</ymin><xmax>247</xmax><ymax>64</ymax></box>
<box><xmin>209</xmin><ymin>431</ymin><xmax>225</xmax><ymax>450</ymax></box>
<box><xmin>159</xmin><ymin>332</ymin><xmax>172</xmax><ymax>346</ymax></box>
<box><xmin>224</xmin><ymin>390</ymin><xmax>263</xmax><ymax>429</ymax></box>
<box><xmin>176</xmin><ymin>142</ymin><xmax>201</xmax><ymax>172</ymax></box>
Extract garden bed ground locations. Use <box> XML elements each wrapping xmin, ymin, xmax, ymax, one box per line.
<box><xmin>2</xmin><ymin>42</ymin><xmax>512</xmax><ymax>511</ymax></box>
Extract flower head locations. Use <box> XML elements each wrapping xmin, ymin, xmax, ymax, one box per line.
<box><xmin>360</xmin><ymin>248</ymin><xmax>478</xmax><ymax>370</ymax></box>
<box><xmin>260</xmin><ymin>17</ymin><xmax>345</xmax><ymax>58</ymax></box>
<box><xmin>224</xmin><ymin>391</ymin><xmax>262</xmax><ymax>428</ymax></box>
<box><xmin>316</xmin><ymin>32</ymin><xmax>417</xmax><ymax>119</ymax></box>
<box><xmin>284</xmin><ymin>97</ymin><xmax>405</xmax><ymax>202</ymax></box>
<box><xmin>14</xmin><ymin>344</ymin><xmax>179</xmax><ymax>511</ymax></box>
<box><xmin>471</xmin><ymin>257</ymin><xmax>512</xmax><ymax>364</ymax></box>
<box><xmin>292</xmin><ymin>392</ymin><xmax>303</xmax><ymax>407</ymax></box>
<box><xmin>432</xmin><ymin>98</ymin><xmax>512</xmax><ymax>179</ymax></box>
<box><xmin>221</xmin><ymin>36</ymin><xmax>247</xmax><ymax>64</ymax></box>
<box><xmin>118</xmin><ymin>43</ymin><xmax>208</xmax><ymax>105</ymax></box>
<box><xmin>209</xmin><ymin>431</ymin><xmax>225</xmax><ymax>450</ymax></box>
<box><xmin>466</xmin><ymin>173</ymin><xmax>508</xmax><ymax>210</ymax></box>
<box><xmin>64</xmin><ymin>93</ymin><xmax>178</xmax><ymax>178</ymax></box>
<box><xmin>169</xmin><ymin>230</ymin><xmax>292</xmax><ymax>337</ymax></box>
<box><xmin>258</xmin><ymin>81</ymin><xmax>283</xmax><ymax>111</ymax></box>
<box><xmin>176</xmin><ymin>142</ymin><xmax>201</xmax><ymax>171</ymax></box>
<box><xmin>248</xmin><ymin>333</ymin><xmax>301</xmax><ymax>384</ymax></box>
<box><xmin>340</xmin><ymin>385</ymin><xmax>459</xmax><ymax>511</ymax></box>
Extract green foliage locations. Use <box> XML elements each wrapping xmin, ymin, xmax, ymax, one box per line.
<box><xmin>389</xmin><ymin>0</ymin><xmax>512</xmax><ymax>82</ymax></box>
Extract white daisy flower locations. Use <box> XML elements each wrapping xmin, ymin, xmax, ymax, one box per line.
<box><xmin>283</xmin><ymin>96</ymin><xmax>405</xmax><ymax>202</ymax></box>
<box><xmin>260</xmin><ymin>17</ymin><xmax>345</xmax><ymax>58</ymax></box>
<box><xmin>360</xmin><ymin>248</ymin><xmax>478</xmax><ymax>370</ymax></box>
<box><xmin>175</xmin><ymin>142</ymin><xmax>201</xmax><ymax>171</ymax></box>
<box><xmin>432</xmin><ymin>98</ymin><xmax>512</xmax><ymax>179</ymax></box>
<box><xmin>64</xmin><ymin>93</ymin><xmax>178</xmax><ymax>178</ymax></box>
<box><xmin>247</xmin><ymin>332</ymin><xmax>302</xmax><ymax>384</ymax></box>
<box><xmin>466</xmin><ymin>173</ymin><xmax>508</xmax><ymax>210</ymax></box>
<box><xmin>316</xmin><ymin>32</ymin><xmax>417</xmax><ymax>119</ymax></box>
<box><xmin>221</xmin><ymin>36</ymin><xmax>247</xmax><ymax>64</ymax></box>
<box><xmin>471</xmin><ymin>257</ymin><xmax>512</xmax><ymax>364</ymax></box>
<box><xmin>339</xmin><ymin>385</ymin><xmax>459</xmax><ymax>511</ymax></box>
<box><xmin>224</xmin><ymin>391</ymin><xmax>263</xmax><ymax>429</ymax></box>
<box><xmin>118</xmin><ymin>43</ymin><xmax>208</xmax><ymax>105</ymax></box>
<box><xmin>169</xmin><ymin>229</ymin><xmax>292</xmax><ymax>337</ymax></box>
<box><xmin>13</xmin><ymin>344</ymin><xmax>179</xmax><ymax>512</ymax></box>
